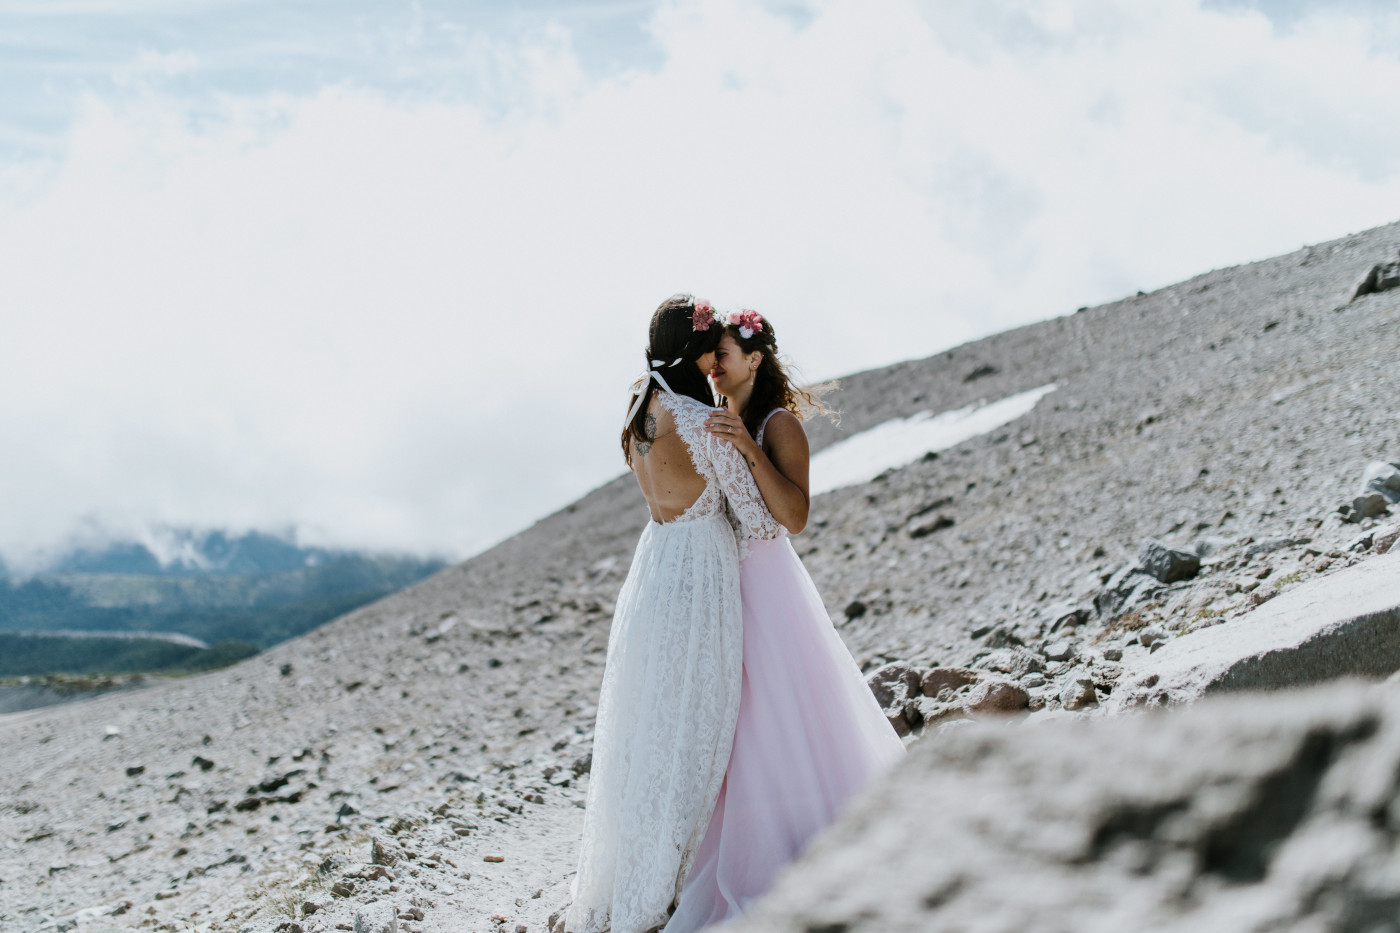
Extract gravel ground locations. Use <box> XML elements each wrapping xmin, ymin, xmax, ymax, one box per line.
<box><xmin>2</xmin><ymin>219</ymin><xmax>1399</xmax><ymax>932</ymax></box>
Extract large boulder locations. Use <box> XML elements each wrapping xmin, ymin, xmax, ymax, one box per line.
<box><xmin>1109</xmin><ymin>551</ymin><xmax>1400</xmax><ymax>711</ymax></box>
<box><xmin>727</xmin><ymin>683</ymin><xmax>1400</xmax><ymax>933</ymax></box>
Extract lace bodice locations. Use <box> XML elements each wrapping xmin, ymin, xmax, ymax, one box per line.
<box><xmin>728</xmin><ymin>408</ymin><xmax>790</xmax><ymax>549</ymax></box>
<box><xmin>654</xmin><ymin>393</ymin><xmax>781</xmax><ymax>541</ymax></box>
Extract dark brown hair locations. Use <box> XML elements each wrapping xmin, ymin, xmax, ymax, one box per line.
<box><xmin>621</xmin><ymin>294</ymin><xmax>724</xmax><ymax>465</ymax></box>
<box><xmin>722</xmin><ymin>314</ymin><xmax>834</xmax><ymax>439</ymax></box>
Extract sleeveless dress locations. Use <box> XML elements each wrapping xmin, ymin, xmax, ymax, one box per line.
<box><xmin>664</xmin><ymin>410</ymin><xmax>907</xmax><ymax>933</ymax></box>
<box><xmin>566</xmin><ymin>391</ymin><xmax>780</xmax><ymax>933</ymax></box>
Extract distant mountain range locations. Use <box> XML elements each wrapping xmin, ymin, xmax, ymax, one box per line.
<box><xmin>19</xmin><ymin>528</ymin><xmax>384</xmax><ymax>578</ymax></box>
<box><xmin>0</xmin><ymin>530</ymin><xmax>447</xmax><ymax>679</ymax></box>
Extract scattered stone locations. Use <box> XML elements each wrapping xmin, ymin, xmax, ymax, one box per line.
<box><xmin>920</xmin><ymin>667</ymin><xmax>980</xmax><ymax>696</ymax></box>
<box><xmin>240</xmin><ymin>921</ymin><xmax>303</xmax><ymax>933</ymax></box>
<box><xmin>1137</xmin><ymin>627</ymin><xmax>1168</xmax><ymax>648</ymax></box>
<box><xmin>1348</xmin><ymin>531</ymin><xmax>1375</xmax><ymax>553</ymax></box>
<box><xmin>1095</xmin><ymin>564</ymin><xmax>1155</xmax><ymax>616</ymax></box>
<box><xmin>865</xmin><ymin>662</ymin><xmax>923</xmax><ymax>708</ymax></box>
<box><xmin>330</xmin><ymin>880</ymin><xmax>356</xmax><ymax>898</ymax></box>
<box><xmin>908</xmin><ymin>515</ymin><xmax>954</xmax><ymax>539</ymax></box>
<box><xmin>1342</xmin><ymin>492</ymin><xmax>1391</xmax><ymax>523</ymax></box>
<box><xmin>484</xmin><ymin>854</ymin><xmax>505</xmax><ymax>863</ymax></box>
<box><xmin>963</xmin><ymin>681</ymin><xmax>1029</xmax><ymax>716</ymax></box>
<box><xmin>1244</xmin><ymin>536</ymin><xmax>1306</xmax><ymax>559</ymax></box>
<box><xmin>1060</xmin><ymin>676</ymin><xmax>1098</xmax><ymax>711</ymax></box>
<box><xmin>1047</xmin><ymin>605</ymin><xmax>1090</xmax><ymax>632</ymax></box>
<box><xmin>1043</xmin><ymin>640</ymin><xmax>1076</xmax><ymax>662</ymax></box>
<box><xmin>975</xmin><ymin>648</ymin><xmax>1044</xmax><ymax>680</ymax></box>
<box><xmin>571</xmin><ymin>752</ymin><xmax>592</xmax><ymax>777</ymax></box>
<box><xmin>302</xmin><ymin>901</ymin><xmax>324</xmax><ymax>916</ymax></box>
<box><xmin>981</xmin><ymin>626</ymin><xmax>1023</xmax><ymax>649</ymax></box>
<box><xmin>1102</xmin><ymin>646</ymin><xmax>1123</xmax><ymax>661</ymax></box>
<box><xmin>1377</xmin><ymin>523</ymin><xmax>1400</xmax><ymax>555</ymax></box>
<box><xmin>125</xmin><ymin>765</ymin><xmax>144</xmax><ymax>777</ymax></box>
<box><xmin>370</xmin><ymin>836</ymin><xmax>400</xmax><ymax>867</ymax></box>
<box><xmin>1137</xmin><ymin>539</ymin><xmax>1201</xmax><ymax>584</ymax></box>
<box><xmin>1020</xmin><ymin>672</ymin><xmax>1046</xmax><ymax>689</ymax></box>
<box><xmin>844</xmin><ymin>600</ymin><xmax>868</xmax><ymax>621</ymax></box>
<box><xmin>192</xmin><ymin>755</ymin><xmax>215</xmax><ymax>771</ymax></box>
<box><xmin>353</xmin><ymin>901</ymin><xmax>398</xmax><ymax>933</ymax></box>
<box><xmin>963</xmin><ymin>363</ymin><xmax>998</xmax><ymax>382</ymax></box>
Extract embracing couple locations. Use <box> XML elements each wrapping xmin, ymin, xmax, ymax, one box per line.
<box><xmin>562</xmin><ymin>295</ymin><xmax>905</xmax><ymax>933</ymax></box>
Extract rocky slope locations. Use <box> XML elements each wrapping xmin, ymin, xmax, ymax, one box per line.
<box><xmin>2</xmin><ymin>221</ymin><xmax>1400</xmax><ymax>933</ymax></box>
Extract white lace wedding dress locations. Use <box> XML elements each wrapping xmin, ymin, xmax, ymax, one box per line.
<box><xmin>565</xmin><ymin>389</ymin><xmax>781</xmax><ymax>933</ymax></box>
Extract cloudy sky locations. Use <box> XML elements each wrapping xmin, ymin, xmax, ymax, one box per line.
<box><xmin>3</xmin><ymin>0</ymin><xmax>1399</xmax><ymax>570</ymax></box>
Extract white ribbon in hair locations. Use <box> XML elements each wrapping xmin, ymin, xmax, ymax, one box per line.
<box><xmin>624</xmin><ymin>358</ymin><xmax>683</xmax><ymax>427</ymax></box>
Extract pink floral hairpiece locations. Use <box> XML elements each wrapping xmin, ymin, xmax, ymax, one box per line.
<box><xmin>691</xmin><ymin>299</ymin><xmax>721</xmax><ymax>332</ymax></box>
<box><xmin>728</xmin><ymin>309</ymin><xmax>764</xmax><ymax>340</ymax></box>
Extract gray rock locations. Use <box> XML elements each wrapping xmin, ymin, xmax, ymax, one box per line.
<box><xmin>1342</xmin><ymin>492</ymin><xmax>1391</xmax><ymax>523</ymax></box>
<box><xmin>1361</xmin><ymin>460</ymin><xmax>1400</xmax><ymax>502</ymax></box>
<box><xmin>1377</xmin><ymin>523</ymin><xmax>1400</xmax><ymax>556</ymax></box>
<box><xmin>1020</xmin><ymin>671</ymin><xmax>1047</xmax><ymax>688</ymax></box>
<box><xmin>1046</xmin><ymin>603</ymin><xmax>1090</xmax><ymax>633</ymax></box>
<box><xmin>353</xmin><ymin>902</ymin><xmax>398</xmax><ymax>933</ymax></box>
<box><xmin>370</xmin><ymin>836</ymin><xmax>399</xmax><ymax>867</ymax></box>
<box><xmin>866</xmin><ymin>662</ymin><xmax>922</xmax><ymax>709</ymax></box>
<box><xmin>1353</xmin><ymin>255</ymin><xmax>1400</xmax><ymax>298</ymax></box>
<box><xmin>963</xmin><ymin>681</ymin><xmax>1029</xmax><ymax>716</ymax></box>
<box><xmin>975</xmin><ymin>647</ymin><xmax>1044</xmax><ymax>680</ymax></box>
<box><xmin>1103</xmin><ymin>646</ymin><xmax>1123</xmax><ymax>662</ymax></box>
<box><xmin>722</xmin><ymin>684</ymin><xmax>1400</xmax><ymax>933</ymax></box>
<box><xmin>1095</xmin><ymin>563</ymin><xmax>1154</xmax><ymax>617</ymax></box>
<box><xmin>981</xmin><ymin>625</ymin><xmax>1024</xmax><ymax>649</ymax></box>
<box><xmin>1137</xmin><ymin>627</ymin><xmax>1168</xmax><ymax>648</ymax></box>
<box><xmin>908</xmin><ymin>515</ymin><xmax>954</xmax><ymax>539</ymax></box>
<box><xmin>1244</xmin><ymin>536</ymin><xmax>1305</xmax><ymax>560</ymax></box>
<box><xmin>1137</xmin><ymin>539</ymin><xmax>1201</xmax><ymax>584</ymax></box>
<box><xmin>920</xmin><ymin>667</ymin><xmax>980</xmax><ymax>697</ymax></box>
<box><xmin>1060</xmin><ymin>676</ymin><xmax>1098</xmax><ymax>711</ymax></box>
<box><xmin>1109</xmin><ymin>551</ymin><xmax>1400</xmax><ymax>711</ymax></box>
<box><xmin>912</xmin><ymin>696</ymin><xmax>966</xmax><ymax>729</ymax></box>
<box><xmin>1043</xmin><ymin>640</ymin><xmax>1076</xmax><ymax>662</ymax></box>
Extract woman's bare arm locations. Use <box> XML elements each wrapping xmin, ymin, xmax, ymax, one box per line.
<box><xmin>705</xmin><ymin>408</ymin><xmax>810</xmax><ymax>534</ymax></box>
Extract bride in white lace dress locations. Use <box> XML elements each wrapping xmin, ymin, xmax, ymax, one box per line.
<box><xmin>564</xmin><ymin>295</ymin><xmax>781</xmax><ymax>933</ymax></box>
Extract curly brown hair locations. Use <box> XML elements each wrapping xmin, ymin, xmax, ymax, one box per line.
<box><xmin>721</xmin><ymin>314</ymin><xmax>835</xmax><ymax>440</ymax></box>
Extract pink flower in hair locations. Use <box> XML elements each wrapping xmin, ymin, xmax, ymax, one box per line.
<box><xmin>692</xmin><ymin>300</ymin><xmax>717</xmax><ymax>332</ymax></box>
<box><xmin>729</xmin><ymin>309</ymin><xmax>764</xmax><ymax>339</ymax></box>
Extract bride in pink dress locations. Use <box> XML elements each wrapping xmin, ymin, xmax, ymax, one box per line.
<box><xmin>664</xmin><ymin>310</ymin><xmax>906</xmax><ymax>932</ymax></box>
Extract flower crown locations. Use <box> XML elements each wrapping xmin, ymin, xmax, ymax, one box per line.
<box><xmin>690</xmin><ymin>299</ymin><xmax>721</xmax><ymax>332</ymax></box>
<box><xmin>727</xmin><ymin>309</ymin><xmax>764</xmax><ymax>340</ymax></box>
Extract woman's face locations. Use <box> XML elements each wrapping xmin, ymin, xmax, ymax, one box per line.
<box><xmin>709</xmin><ymin>333</ymin><xmax>758</xmax><ymax>397</ymax></box>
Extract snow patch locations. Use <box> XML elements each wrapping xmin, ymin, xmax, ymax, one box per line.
<box><xmin>810</xmin><ymin>384</ymin><xmax>1058</xmax><ymax>495</ymax></box>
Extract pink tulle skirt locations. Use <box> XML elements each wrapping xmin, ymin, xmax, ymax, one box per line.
<box><xmin>665</xmin><ymin>537</ymin><xmax>906</xmax><ymax>932</ymax></box>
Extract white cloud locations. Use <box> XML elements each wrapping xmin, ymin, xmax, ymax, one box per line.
<box><xmin>2</xmin><ymin>0</ymin><xmax>1399</xmax><ymax>565</ymax></box>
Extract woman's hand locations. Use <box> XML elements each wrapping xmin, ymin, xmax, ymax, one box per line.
<box><xmin>705</xmin><ymin>408</ymin><xmax>759</xmax><ymax>460</ymax></box>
